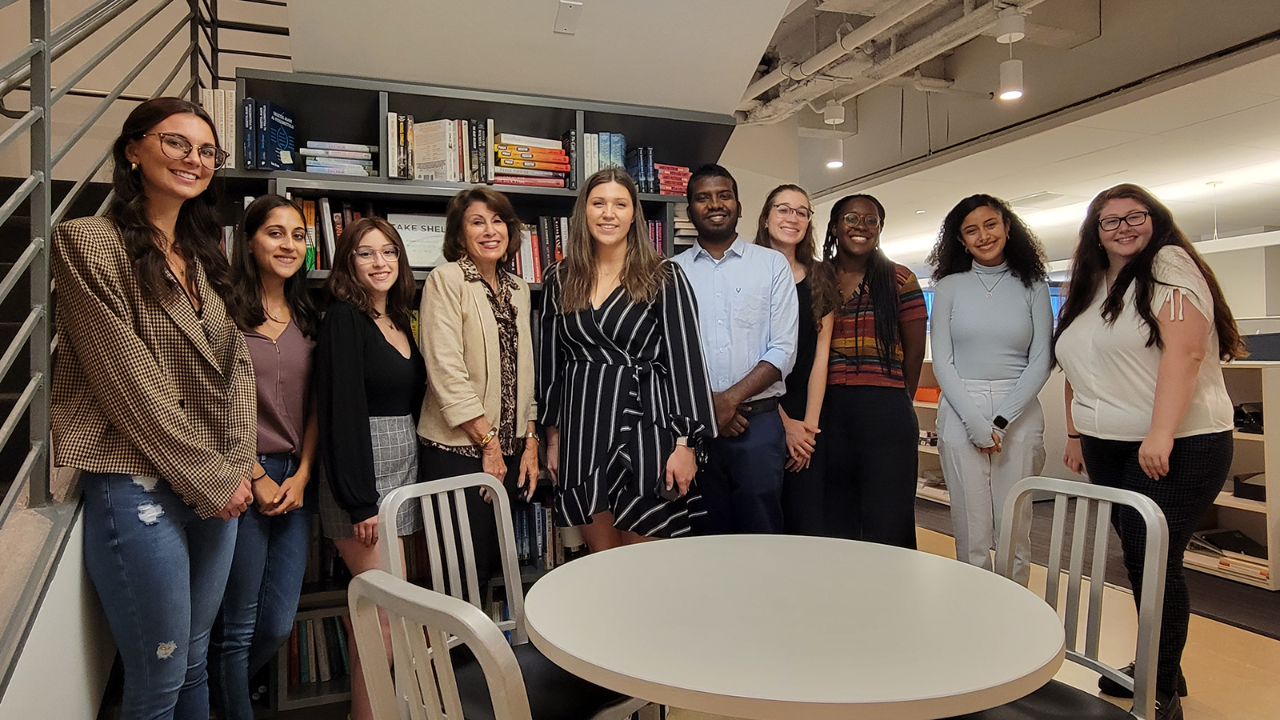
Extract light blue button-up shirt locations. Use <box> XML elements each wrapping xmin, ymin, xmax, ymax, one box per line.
<box><xmin>672</xmin><ymin>237</ymin><xmax>799</xmax><ymax>399</ymax></box>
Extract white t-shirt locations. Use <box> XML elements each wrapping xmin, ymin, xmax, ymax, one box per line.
<box><xmin>1057</xmin><ymin>245</ymin><xmax>1233</xmax><ymax>441</ymax></box>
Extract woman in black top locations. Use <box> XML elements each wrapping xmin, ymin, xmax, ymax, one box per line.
<box><xmin>540</xmin><ymin>169</ymin><xmax>715</xmax><ymax>550</ymax></box>
<box><xmin>754</xmin><ymin>184</ymin><xmax>839</xmax><ymax>535</ymax></box>
<box><xmin>314</xmin><ymin>217</ymin><xmax>424</xmax><ymax>720</ymax></box>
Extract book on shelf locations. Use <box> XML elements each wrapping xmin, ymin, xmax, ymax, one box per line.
<box><xmin>257</xmin><ymin>101</ymin><xmax>295</xmax><ymax>170</ymax></box>
<box><xmin>304</xmin><ymin>162</ymin><xmax>376</xmax><ymax>177</ymax></box>
<box><xmin>300</xmin><ymin>200</ymin><xmax>318</xmax><ymax>270</ymax></box>
<box><xmin>496</xmin><ymin>157</ymin><xmax>571</xmax><ymax>172</ymax></box>
<box><xmin>1193</xmin><ymin>528</ymin><xmax>1268</xmax><ymax>561</ymax></box>
<box><xmin>240</xmin><ymin>97</ymin><xmax>256</xmax><ymax>169</ymax></box>
<box><xmin>305</xmin><ymin>156</ymin><xmax>374</xmax><ymax>168</ymax></box>
<box><xmin>314</xmin><ymin>616</ymin><xmax>331</xmax><ymax>682</ymax></box>
<box><xmin>387</xmin><ymin>213</ymin><xmax>447</xmax><ymax>268</ymax></box>
<box><xmin>493</xmin><ymin>176</ymin><xmax>566</xmax><ymax>188</ymax></box>
<box><xmin>560</xmin><ymin>129</ymin><xmax>578</xmax><ymax>190</ymax></box>
<box><xmin>495</xmin><ymin>132</ymin><xmax>561</xmax><ymax>150</ymax></box>
<box><xmin>198</xmin><ymin>87</ymin><xmax>237</xmax><ymax>169</ymax></box>
<box><xmin>299</xmin><ymin>147</ymin><xmax>374</xmax><ymax>160</ymax></box>
<box><xmin>495</xmin><ymin>146</ymin><xmax>568</xmax><ymax>162</ymax></box>
<box><xmin>583</xmin><ymin>132</ymin><xmax>598</xmax><ymax>175</ymax></box>
<box><xmin>307</xmin><ymin>140</ymin><xmax>378</xmax><ymax>153</ymax></box>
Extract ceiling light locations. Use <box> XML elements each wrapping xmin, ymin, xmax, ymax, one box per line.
<box><xmin>915</xmin><ymin>209</ymin><xmax>926</xmax><ymax>214</ymax></box>
<box><xmin>822</xmin><ymin>99</ymin><xmax>845</xmax><ymax>125</ymax></box>
<box><xmin>999</xmin><ymin>59</ymin><xmax>1023</xmax><ymax>100</ymax></box>
<box><xmin>995</xmin><ymin>8</ymin><xmax>1026</xmax><ymax>44</ymax></box>
<box><xmin>827</xmin><ymin>138</ymin><xmax>844</xmax><ymax>169</ymax></box>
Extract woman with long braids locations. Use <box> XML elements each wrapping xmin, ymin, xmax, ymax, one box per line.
<box><xmin>753</xmin><ymin>184</ymin><xmax>840</xmax><ymax>534</ymax></box>
<box><xmin>1055</xmin><ymin>183</ymin><xmax>1243</xmax><ymax>720</ymax></box>
<box><xmin>51</xmin><ymin>97</ymin><xmax>255</xmax><ymax>718</ymax></box>
<box><xmin>208</xmin><ymin>195</ymin><xmax>319</xmax><ymax>720</ymax></box>
<box><xmin>819</xmin><ymin>194</ymin><xmax>927</xmax><ymax>548</ymax></box>
<box><xmin>926</xmin><ymin>195</ymin><xmax>1051</xmax><ymax>584</ymax></box>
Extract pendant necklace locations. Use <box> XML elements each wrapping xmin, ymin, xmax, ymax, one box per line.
<box><xmin>977</xmin><ymin>270</ymin><xmax>1008</xmax><ymax>298</ymax></box>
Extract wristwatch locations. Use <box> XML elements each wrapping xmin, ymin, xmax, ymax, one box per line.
<box><xmin>993</xmin><ymin>415</ymin><xmax>1009</xmax><ymax>430</ymax></box>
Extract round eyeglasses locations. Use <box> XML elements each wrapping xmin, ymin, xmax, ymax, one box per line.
<box><xmin>354</xmin><ymin>246</ymin><xmax>401</xmax><ymax>263</ymax></box>
<box><xmin>840</xmin><ymin>212</ymin><xmax>881</xmax><ymax>229</ymax></box>
<box><xmin>141</xmin><ymin>132</ymin><xmax>229</xmax><ymax>170</ymax></box>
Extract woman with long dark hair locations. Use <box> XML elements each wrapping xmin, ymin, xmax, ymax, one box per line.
<box><xmin>51</xmin><ymin>97</ymin><xmax>255</xmax><ymax>718</ymax></box>
<box><xmin>926</xmin><ymin>194</ymin><xmax>1051</xmax><ymax>584</ymax></box>
<box><xmin>540</xmin><ymin>169</ymin><xmax>715</xmax><ymax>551</ymax></box>
<box><xmin>1055</xmin><ymin>184</ymin><xmax>1243</xmax><ymax>720</ymax></box>
<box><xmin>753</xmin><ymin>184</ymin><xmax>839</xmax><ymax>534</ymax></box>
<box><xmin>314</xmin><ymin>217</ymin><xmax>425</xmax><ymax>720</ymax></box>
<box><xmin>819</xmin><ymin>194</ymin><xmax>928</xmax><ymax>548</ymax></box>
<box><xmin>208</xmin><ymin>195</ymin><xmax>318</xmax><ymax>719</ymax></box>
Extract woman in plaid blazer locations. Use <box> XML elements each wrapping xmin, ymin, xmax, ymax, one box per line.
<box><xmin>51</xmin><ymin>97</ymin><xmax>256</xmax><ymax>720</ymax></box>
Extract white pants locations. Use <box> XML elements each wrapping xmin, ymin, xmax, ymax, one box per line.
<box><xmin>937</xmin><ymin>378</ymin><xmax>1045</xmax><ymax>585</ymax></box>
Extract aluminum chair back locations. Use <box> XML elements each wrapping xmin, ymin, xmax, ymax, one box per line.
<box><xmin>348</xmin><ymin>569</ymin><xmax>534</xmax><ymax>720</ymax></box>
<box><xmin>996</xmin><ymin>476</ymin><xmax>1168</xmax><ymax>720</ymax></box>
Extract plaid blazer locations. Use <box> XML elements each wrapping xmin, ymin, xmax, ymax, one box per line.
<box><xmin>50</xmin><ymin>216</ymin><xmax>256</xmax><ymax>518</ymax></box>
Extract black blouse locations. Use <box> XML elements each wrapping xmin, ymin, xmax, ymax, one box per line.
<box><xmin>781</xmin><ymin>277</ymin><xmax>816</xmax><ymax>420</ymax></box>
<box><xmin>314</xmin><ymin>301</ymin><xmax>426</xmax><ymax>523</ymax></box>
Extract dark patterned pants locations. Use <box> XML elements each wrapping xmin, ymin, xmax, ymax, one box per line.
<box><xmin>1079</xmin><ymin>430</ymin><xmax>1232</xmax><ymax>696</ymax></box>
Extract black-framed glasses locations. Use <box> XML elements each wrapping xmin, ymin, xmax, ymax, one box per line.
<box><xmin>772</xmin><ymin>204</ymin><xmax>812</xmax><ymax>220</ymax></box>
<box><xmin>141</xmin><ymin>132</ymin><xmax>228</xmax><ymax>170</ymax></box>
<box><xmin>1099</xmin><ymin>211</ymin><xmax>1149</xmax><ymax>232</ymax></box>
<box><xmin>840</xmin><ymin>212</ymin><xmax>881</xmax><ymax>229</ymax></box>
<box><xmin>354</xmin><ymin>246</ymin><xmax>401</xmax><ymax>263</ymax></box>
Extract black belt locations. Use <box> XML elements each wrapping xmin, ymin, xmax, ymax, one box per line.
<box><xmin>738</xmin><ymin>396</ymin><xmax>779</xmax><ymax>418</ymax></box>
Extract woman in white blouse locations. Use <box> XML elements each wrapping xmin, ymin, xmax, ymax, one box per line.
<box><xmin>1054</xmin><ymin>183</ymin><xmax>1244</xmax><ymax>720</ymax></box>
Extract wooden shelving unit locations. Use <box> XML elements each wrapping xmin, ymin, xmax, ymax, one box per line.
<box><xmin>914</xmin><ymin>361</ymin><xmax>949</xmax><ymax>506</ymax></box>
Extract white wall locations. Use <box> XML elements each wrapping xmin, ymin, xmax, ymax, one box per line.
<box><xmin>1204</xmin><ymin>246</ymin><xmax>1269</xmax><ymax>318</ymax></box>
<box><xmin>718</xmin><ymin>117</ymin><xmax>801</xmax><ymax>242</ymax></box>
<box><xmin>0</xmin><ymin>511</ymin><xmax>115</xmax><ymax>720</ymax></box>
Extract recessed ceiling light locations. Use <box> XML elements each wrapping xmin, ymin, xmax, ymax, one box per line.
<box><xmin>827</xmin><ymin>160</ymin><xmax>844</xmax><ymax>169</ymax></box>
<box><xmin>915</xmin><ymin>209</ymin><xmax>926</xmax><ymax>214</ymax></box>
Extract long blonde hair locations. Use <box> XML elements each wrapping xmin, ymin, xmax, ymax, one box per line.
<box><xmin>555</xmin><ymin>169</ymin><xmax>663</xmax><ymax>313</ymax></box>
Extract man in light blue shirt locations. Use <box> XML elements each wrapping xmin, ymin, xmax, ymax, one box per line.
<box><xmin>673</xmin><ymin>164</ymin><xmax>798</xmax><ymax>534</ymax></box>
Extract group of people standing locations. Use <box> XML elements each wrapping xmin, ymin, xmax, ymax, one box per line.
<box><xmin>52</xmin><ymin>97</ymin><xmax>1233</xmax><ymax>720</ymax></box>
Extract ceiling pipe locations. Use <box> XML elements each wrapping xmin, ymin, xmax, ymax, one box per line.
<box><xmin>737</xmin><ymin>0</ymin><xmax>938</xmax><ymax>112</ymax></box>
<box><xmin>742</xmin><ymin>0</ymin><xmax>1048</xmax><ymax>125</ymax></box>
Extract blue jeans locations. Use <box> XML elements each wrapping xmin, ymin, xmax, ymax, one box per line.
<box><xmin>82</xmin><ymin>471</ymin><xmax>238</xmax><ymax>720</ymax></box>
<box><xmin>695</xmin><ymin>409</ymin><xmax>788</xmax><ymax>534</ymax></box>
<box><xmin>208</xmin><ymin>453</ymin><xmax>316</xmax><ymax>720</ymax></box>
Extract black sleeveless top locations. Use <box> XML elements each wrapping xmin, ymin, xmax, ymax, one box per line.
<box><xmin>781</xmin><ymin>277</ymin><xmax>816</xmax><ymax>420</ymax></box>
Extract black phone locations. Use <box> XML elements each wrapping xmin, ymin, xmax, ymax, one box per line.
<box><xmin>658</xmin><ymin>480</ymin><xmax>682</xmax><ymax>501</ymax></box>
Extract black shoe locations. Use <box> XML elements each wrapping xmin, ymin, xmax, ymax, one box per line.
<box><xmin>1098</xmin><ymin>662</ymin><xmax>1188</xmax><ymax>698</ymax></box>
<box><xmin>1155</xmin><ymin>690</ymin><xmax>1183</xmax><ymax>720</ymax></box>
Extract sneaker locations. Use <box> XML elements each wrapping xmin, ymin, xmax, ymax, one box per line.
<box><xmin>1098</xmin><ymin>662</ymin><xmax>1188</xmax><ymax>698</ymax></box>
<box><xmin>1155</xmin><ymin>690</ymin><xmax>1183</xmax><ymax>720</ymax></box>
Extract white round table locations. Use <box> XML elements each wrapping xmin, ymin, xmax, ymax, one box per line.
<box><xmin>524</xmin><ymin>535</ymin><xmax>1065</xmax><ymax>720</ymax></box>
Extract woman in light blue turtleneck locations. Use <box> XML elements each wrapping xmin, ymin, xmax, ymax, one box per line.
<box><xmin>926</xmin><ymin>195</ymin><xmax>1052</xmax><ymax>584</ymax></box>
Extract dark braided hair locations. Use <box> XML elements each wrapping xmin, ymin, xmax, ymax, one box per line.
<box><xmin>824</xmin><ymin>194</ymin><xmax>901</xmax><ymax>372</ymax></box>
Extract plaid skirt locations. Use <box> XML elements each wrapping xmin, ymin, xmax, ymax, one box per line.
<box><xmin>319</xmin><ymin>414</ymin><xmax>423</xmax><ymax>539</ymax></box>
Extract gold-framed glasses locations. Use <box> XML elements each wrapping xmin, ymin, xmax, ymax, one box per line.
<box><xmin>141</xmin><ymin>132</ymin><xmax>228</xmax><ymax>170</ymax></box>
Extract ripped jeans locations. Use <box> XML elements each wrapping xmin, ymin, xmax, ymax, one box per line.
<box><xmin>82</xmin><ymin>472</ymin><xmax>237</xmax><ymax>720</ymax></box>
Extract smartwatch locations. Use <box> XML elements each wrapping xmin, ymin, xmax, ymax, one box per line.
<box><xmin>993</xmin><ymin>415</ymin><xmax>1009</xmax><ymax>430</ymax></box>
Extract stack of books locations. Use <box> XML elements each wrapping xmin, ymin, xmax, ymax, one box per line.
<box><xmin>493</xmin><ymin>133</ymin><xmax>572</xmax><ymax>189</ymax></box>
<box><xmin>581</xmin><ymin>132</ymin><xmax>625</xmax><ymax>176</ymax></box>
<box><xmin>237</xmin><ymin>99</ymin><xmax>294</xmax><ymax>170</ymax></box>
<box><xmin>656</xmin><ymin>163</ymin><xmax>692</xmax><ymax>196</ymax></box>
<box><xmin>391</xmin><ymin>114</ymin><xmax>497</xmax><ymax>183</ymax></box>
<box><xmin>673</xmin><ymin>204</ymin><xmax>697</xmax><ymax>248</ymax></box>
<box><xmin>625</xmin><ymin>147</ymin><xmax>658</xmax><ymax>193</ymax></box>
<box><xmin>1186</xmin><ymin>528</ymin><xmax>1269</xmax><ymax>582</ymax></box>
<box><xmin>197</xmin><ymin>87</ymin><xmax>237</xmax><ymax>168</ymax></box>
<box><xmin>299</xmin><ymin>141</ymin><xmax>377</xmax><ymax>177</ymax></box>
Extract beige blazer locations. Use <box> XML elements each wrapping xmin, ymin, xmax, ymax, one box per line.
<box><xmin>417</xmin><ymin>261</ymin><xmax>537</xmax><ymax>448</ymax></box>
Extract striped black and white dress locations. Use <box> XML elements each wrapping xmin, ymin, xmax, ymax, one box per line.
<box><xmin>539</xmin><ymin>262</ymin><xmax>715</xmax><ymax>537</ymax></box>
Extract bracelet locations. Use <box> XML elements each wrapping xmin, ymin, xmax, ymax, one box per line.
<box><xmin>526</xmin><ymin>431</ymin><xmax>539</xmax><ymax>445</ymax></box>
<box><xmin>252</xmin><ymin>470</ymin><xmax>267</xmax><ymax>481</ymax></box>
<box><xmin>1067</xmin><ymin>433</ymin><xmax>1081</xmax><ymax>439</ymax></box>
<box><xmin>675</xmin><ymin>436</ymin><xmax>689</xmax><ymax>447</ymax></box>
<box><xmin>477</xmin><ymin>427</ymin><xmax>498</xmax><ymax>447</ymax></box>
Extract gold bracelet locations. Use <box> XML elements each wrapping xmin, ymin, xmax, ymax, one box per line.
<box><xmin>477</xmin><ymin>427</ymin><xmax>498</xmax><ymax>447</ymax></box>
<box><xmin>526</xmin><ymin>431</ymin><xmax>539</xmax><ymax>445</ymax></box>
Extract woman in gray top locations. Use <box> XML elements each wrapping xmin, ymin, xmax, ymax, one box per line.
<box><xmin>927</xmin><ymin>195</ymin><xmax>1052</xmax><ymax>584</ymax></box>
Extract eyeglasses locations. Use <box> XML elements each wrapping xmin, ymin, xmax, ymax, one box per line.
<box><xmin>772</xmin><ymin>204</ymin><xmax>812</xmax><ymax>220</ymax></box>
<box><xmin>354</xmin><ymin>246</ymin><xmax>401</xmax><ymax>263</ymax></box>
<box><xmin>141</xmin><ymin>132</ymin><xmax>228</xmax><ymax>170</ymax></box>
<box><xmin>1099</xmin><ymin>211</ymin><xmax>1149</xmax><ymax>232</ymax></box>
<box><xmin>840</xmin><ymin>212</ymin><xmax>881</xmax><ymax>229</ymax></box>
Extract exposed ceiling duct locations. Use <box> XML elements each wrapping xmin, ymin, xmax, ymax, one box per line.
<box><xmin>739</xmin><ymin>0</ymin><xmax>1050</xmax><ymax>125</ymax></box>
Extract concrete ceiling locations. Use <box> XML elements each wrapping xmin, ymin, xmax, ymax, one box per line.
<box><xmin>286</xmin><ymin>0</ymin><xmax>791</xmax><ymax>115</ymax></box>
<box><xmin>814</xmin><ymin>51</ymin><xmax>1280</xmax><ymax>275</ymax></box>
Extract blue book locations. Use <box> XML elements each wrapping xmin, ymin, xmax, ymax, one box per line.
<box><xmin>257</xmin><ymin>101</ymin><xmax>268</xmax><ymax>169</ymax></box>
<box><xmin>297</xmin><ymin>620</ymin><xmax>310</xmax><ymax>684</ymax></box>
<box><xmin>240</xmin><ymin>98</ymin><xmax>256</xmax><ymax>170</ymax></box>
<box><xmin>598</xmin><ymin>133</ymin><xmax>610</xmax><ymax>169</ymax></box>
<box><xmin>262</xmin><ymin>101</ymin><xmax>296</xmax><ymax>170</ymax></box>
<box><xmin>611</xmin><ymin>133</ymin><xmax>625</xmax><ymax>171</ymax></box>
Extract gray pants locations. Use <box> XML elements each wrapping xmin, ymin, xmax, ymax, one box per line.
<box><xmin>937</xmin><ymin>378</ymin><xmax>1044</xmax><ymax>585</ymax></box>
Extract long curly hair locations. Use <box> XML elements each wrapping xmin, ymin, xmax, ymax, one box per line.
<box><xmin>104</xmin><ymin>97</ymin><xmax>229</xmax><ymax>301</ymax></box>
<box><xmin>754</xmin><ymin>184</ymin><xmax>840</xmax><ymax>330</ymax></box>
<box><xmin>555</xmin><ymin>169</ymin><xmax>663</xmax><ymax>313</ymax></box>
<box><xmin>823</xmin><ymin>194</ymin><xmax>899</xmax><ymax>370</ymax></box>
<box><xmin>1052</xmin><ymin>183</ymin><xmax>1244</xmax><ymax>363</ymax></box>
<box><xmin>225</xmin><ymin>194</ymin><xmax>317</xmax><ymax>336</ymax></box>
<box><xmin>928</xmin><ymin>194</ymin><xmax>1047</xmax><ymax>287</ymax></box>
<box><xmin>325</xmin><ymin>217</ymin><xmax>416</xmax><ymax>335</ymax></box>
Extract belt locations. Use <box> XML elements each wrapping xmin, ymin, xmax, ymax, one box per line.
<box><xmin>738</xmin><ymin>396</ymin><xmax>779</xmax><ymax>418</ymax></box>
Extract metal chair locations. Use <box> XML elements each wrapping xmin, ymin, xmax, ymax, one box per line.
<box><xmin>371</xmin><ymin>472</ymin><xmax>650</xmax><ymax>720</ymax></box>
<box><xmin>947</xmin><ymin>475</ymin><xmax>1169</xmax><ymax>720</ymax></box>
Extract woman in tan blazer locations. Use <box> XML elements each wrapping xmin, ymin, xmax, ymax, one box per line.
<box><xmin>418</xmin><ymin>186</ymin><xmax>538</xmax><ymax>584</ymax></box>
<box><xmin>51</xmin><ymin>97</ymin><xmax>255</xmax><ymax>719</ymax></box>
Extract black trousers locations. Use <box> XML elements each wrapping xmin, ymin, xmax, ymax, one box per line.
<box><xmin>1079</xmin><ymin>431</ymin><xmax>1232</xmax><ymax>696</ymax></box>
<box><xmin>419</xmin><ymin>444</ymin><xmax>524</xmax><ymax>589</ymax></box>
<box><xmin>821</xmin><ymin>385</ymin><xmax>919</xmax><ymax>549</ymax></box>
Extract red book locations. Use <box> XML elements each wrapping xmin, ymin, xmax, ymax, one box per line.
<box><xmin>654</xmin><ymin>163</ymin><xmax>690</xmax><ymax>172</ymax></box>
<box><xmin>496</xmin><ymin>157</ymin><xmax>571</xmax><ymax>172</ymax></box>
<box><xmin>289</xmin><ymin>622</ymin><xmax>300</xmax><ymax>686</ymax></box>
<box><xmin>530</xmin><ymin>229</ymin><xmax>543</xmax><ymax>282</ymax></box>
<box><xmin>493</xmin><ymin>176</ymin><xmax>567</xmax><ymax>188</ymax></box>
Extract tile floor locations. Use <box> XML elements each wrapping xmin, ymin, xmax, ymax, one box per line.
<box><xmin>668</xmin><ymin>528</ymin><xmax>1280</xmax><ymax>720</ymax></box>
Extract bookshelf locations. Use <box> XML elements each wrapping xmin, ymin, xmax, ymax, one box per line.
<box><xmin>914</xmin><ymin>361</ymin><xmax>949</xmax><ymax>505</ymax></box>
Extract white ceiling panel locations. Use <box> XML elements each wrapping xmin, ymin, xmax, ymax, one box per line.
<box><xmin>287</xmin><ymin>0</ymin><xmax>790</xmax><ymax>114</ymax></box>
<box><xmin>1072</xmin><ymin>81</ymin><xmax>1279</xmax><ymax>135</ymax></box>
<box><xmin>981</xmin><ymin>125</ymin><xmax>1150</xmax><ymax>165</ymax></box>
<box><xmin>1160</xmin><ymin>100</ymin><xmax>1280</xmax><ymax>151</ymax></box>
